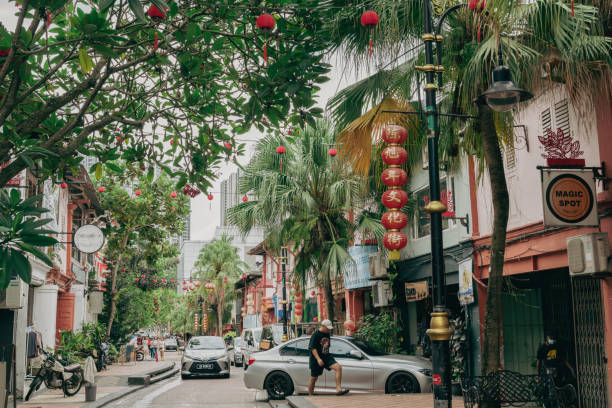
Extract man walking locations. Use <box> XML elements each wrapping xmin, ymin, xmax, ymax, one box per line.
<box><xmin>308</xmin><ymin>319</ymin><xmax>349</xmax><ymax>396</ymax></box>
<box><xmin>537</xmin><ymin>331</ymin><xmax>575</xmax><ymax>408</ymax></box>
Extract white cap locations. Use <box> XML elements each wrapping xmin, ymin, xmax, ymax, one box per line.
<box><xmin>321</xmin><ymin>319</ymin><xmax>334</xmax><ymax>330</ymax></box>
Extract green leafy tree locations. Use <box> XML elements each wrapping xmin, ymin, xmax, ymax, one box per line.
<box><xmin>228</xmin><ymin>119</ymin><xmax>385</xmax><ymax>322</ymax></box>
<box><xmin>0</xmin><ymin>189</ymin><xmax>57</xmax><ymax>289</ymax></box>
<box><xmin>0</xmin><ymin>0</ymin><xmax>332</xmax><ymax>191</ymax></box>
<box><xmin>99</xmin><ymin>169</ymin><xmax>189</xmax><ymax>339</ymax></box>
<box><xmin>324</xmin><ymin>0</ymin><xmax>611</xmax><ymax>373</ymax></box>
<box><xmin>193</xmin><ymin>236</ymin><xmax>246</xmax><ymax>336</ymax></box>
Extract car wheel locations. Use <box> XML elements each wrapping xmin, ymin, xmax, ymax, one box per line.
<box><xmin>385</xmin><ymin>371</ymin><xmax>420</xmax><ymax>394</ymax></box>
<box><xmin>264</xmin><ymin>371</ymin><xmax>294</xmax><ymax>400</ymax></box>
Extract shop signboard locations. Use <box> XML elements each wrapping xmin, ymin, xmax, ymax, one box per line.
<box><xmin>73</xmin><ymin>224</ymin><xmax>105</xmax><ymax>254</ymax></box>
<box><xmin>541</xmin><ymin>169</ymin><xmax>598</xmax><ymax>227</ymax></box>
<box><xmin>344</xmin><ymin>246</ymin><xmax>378</xmax><ymax>290</ymax></box>
<box><xmin>458</xmin><ymin>258</ymin><xmax>474</xmax><ymax>305</ymax></box>
<box><xmin>405</xmin><ymin>281</ymin><xmax>428</xmax><ymax>302</ymax></box>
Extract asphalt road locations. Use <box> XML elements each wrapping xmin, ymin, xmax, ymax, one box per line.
<box><xmin>106</xmin><ymin>366</ymin><xmax>274</xmax><ymax>408</ymax></box>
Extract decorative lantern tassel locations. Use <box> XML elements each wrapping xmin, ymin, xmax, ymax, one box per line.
<box><xmin>264</xmin><ymin>42</ymin><xmax>268</xmax><ymax>63</ymax></box>
<box><xmin>154</xmin><ymin>32</ymin><xmax>158</xmax><ymax>51</ymax></box>
<box><xmin>477</xmin><ymin>24</ymin><xmax>482</xmax><ymax>43</ymax></box>
<box><xmin>280</xmin><ymin>158</ymin><xmax>282</xmax><ymax>171</ymax></box>
<box><xmin>46</xmin><ymin>10</ymin><xmax>51</xmax><ymax>28</ymax></box>
<box><xmin>369</xmin><ymin>38</ymin><xmax>373</xmax><ymax>57</ymax></box>
<box><xmin>571</xmin><ymin>0</ymin><xmax>574</xmax><ymax>16</ymax></box>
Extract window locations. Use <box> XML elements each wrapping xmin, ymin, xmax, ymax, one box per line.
<box><xmin>294</xmin><ymin>339</ymin><xmax>310</xmax><ymax>356</ymax></box>
<box><xmin>414</xmin><ymin>178</ymin><xmax>452</xmax><ymax>238</ymax></box>
<box><xmin>329</xmin><ymin>339</ymin><xmax>357</xmax><ymax>359</ymax></box>
<box><xmin>280</xmin><ymin>343</ymin><xmax>297</xmax><ymax>356</ymax></box>
<box><xmin>504</xmin><ymin>138</ymin><xmax>517</xmax><ymax>170</ymax></box>
<box><xmin>541</xmin><ymin>99</ymin><xmax>571</xmax><ymax>139</ymax></box>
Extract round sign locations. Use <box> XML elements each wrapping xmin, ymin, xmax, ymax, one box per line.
<box><xmin>73</xmin><ymin>224</ymin><xmax>105</xmax><ymax>254</ymax></box>
<box><xmin>545</xmin><ymin>174</ymin><xmax>594</xmax><ymax>223</ymax></box>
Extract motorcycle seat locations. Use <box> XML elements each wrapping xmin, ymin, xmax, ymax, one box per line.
<box><xmin>64</xmin><ymin>364</ymin><xmax>81</xmax><ymax>372</ymax></box>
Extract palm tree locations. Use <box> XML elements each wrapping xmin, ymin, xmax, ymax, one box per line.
<box><xmin>227</xmin><ymin>120</ymin><xmax>386</xmax><ymax>322</ymax></box>
<box><xmin>323</xmin><ymin>0</ymin><xmax>611</xmax><ymax>373</ymax></box>
<box><xmin>193</xmin><ymin>236</ymin><xmax>246</xmax><ymax>336</ymax></box>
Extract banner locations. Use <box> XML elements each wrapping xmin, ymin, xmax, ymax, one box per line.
<box><xmin>405</xmin><ymin>281</ymin><xmax>428</xmax><ymax>302</ymax></box>
<box><xmin>458</xmin><ymin>258</ymin><xmax>474</xmax><ymax>305</ymax></box>
<box><xmin>344</xmin><ymin>246</ymin><xmax>378</xmax><ymax>289</ymax></box>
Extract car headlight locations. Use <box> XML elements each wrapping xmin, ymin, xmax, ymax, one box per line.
<box><xmin>182</xmin><ymin>355</ymin><xmax>193</xmax><ymax>362</ymax></box>
<box><xmin>419</xmin><ymin>368</ymin><xmax>432</xmax><ymax>377</ymax></box>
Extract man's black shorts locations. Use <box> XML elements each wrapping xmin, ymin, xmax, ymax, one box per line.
<box><xmin>309</xmin><ymin>356</ymin><xmax>337</xmax><ymax>377</ymax></box>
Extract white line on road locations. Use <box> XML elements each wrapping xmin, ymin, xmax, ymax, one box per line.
<box><xmin>129</xmin><ymin>377</ymin><xmax>182</xmax><ymax>408</ymax></box>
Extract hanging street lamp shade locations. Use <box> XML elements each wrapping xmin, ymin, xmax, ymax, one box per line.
<box><xmin>479</xmin><ymin>64</ymin><xmax>533</xmax><ymax>112</ymax></box>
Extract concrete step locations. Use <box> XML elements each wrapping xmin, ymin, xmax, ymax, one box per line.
<box><xmin>127</xmin><ymin>362</ymin><xmax>176</xmax><ymax>385</ymax></box>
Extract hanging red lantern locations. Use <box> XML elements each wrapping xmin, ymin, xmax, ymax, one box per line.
<box><xmin>382</xmin><ymin>189</ymin><xmax>409</xmax><ymax>209</ymax></box>
<box><xmin>171</xmin><ymin>280</ymin><xmax>175</xmax><ymax>283</ymax></box>
<box><xmin>182</xmin><ymin>285</ymin><xmax>188</xmax><ymax>290</ymax></box>
<box><xmin>382</xmin><ymin>125</ymin><xmax>408</xmax><ymax>145</ymax></box>
<box><xmin>242</xmin><ymin>195</ymin><xmax>248</xmax><ymax>202</ymax></box>
<box><xmin>224</xmin><ymin>277</ymin><xmax>228</xmax><ymax>283</ymax></box>
<box><xmin>328</xmin><ymin>147</ymin><xmax>338</xmax><ymax>157</ymax></box>
<box><xmin>121</xmin><ymin>268</ymin><xmax>126</xmax><ymax>272</ymax></box>
<box><xmin>468</xmin><ymin>0</ymin><xmax>486</xmax><ymax>11</ymax></box>
<box><xmin>207</xmin><ymin>194</ymin><xmax>213</xmax><ymax>200</ymax></box>
<box><xmin>162</xmin><ymin>279</ymin><xmax>167</xmax><ymax>283</ymax></box>
<box><xmin>153</xmin><ymin>279</ymin><xmax>158</xmax><ymax>283</ymax></box>
<box><xmin>381</xmin><ymin>210</ymin><xmax>409</xmax><ymax>230</ymax></box>
<box><xmin>194</xmin><ymin>281</ymin><xmax>201</xmax><ymax>287</ymax></box>
<box><xmin>147</xmin><ymin>5</ymin><xmax>166</xmax><ymax>19</ymax></box>
<box><xmin>360</xmin><ymin>11</ymin><xmax>379</xmax><ymax>56</ymax></box>
<box><xmin>383</xmin><ymin>230</ymin><xmax>408</xmax><ymax>253</ymax></box>
<box><xmin>98</xmin><ymin>186</ymin><xmax>105</xmax><ymax>193</ymax></box>
<box><xmin>382</xmin><ymin>167</ymin><xmax>408</xmax><ymax>187</ymax></box>
<box><xmin>190</xmin><ymin>279</ymin><xmax>193</xmax><ymax>283</ymax></box>
<box><xmin>294</xmin><ymin>303</ymin><xmax>303</xmax><ymax>310</ymax></box>
<box><xmin>313</xmin><ymin>317</ymin><xmax>318</xmax><ymax>322</ymax></box>
<box><xmin>256</xmin><ymin>14</ymin><xmax>275</xmax><ymax>63</ymax></box>
<box><xmin>135</xmin><ymin>190</ymin><xmax>142</xmax><ymax>196</ymax></box>
<box><xmin>242</xmin><ymin>274</ymin><xmax>247</xmax><ymax>279</ymax></box>
<box><xmin>170</xmin><ymin>192</ymin><xmax>177</xmax><ymax>198</ymax></box>
<box><xmin>381</xmin><ymin>146</ymin><xmax>408</xmax><ymax>166</ymax></box>
<box><xmin>141</xmin><ymin>274</ymin><xmax>146</xmax><ymax>278</ymax></box>
<box><xmin>224</xmin><ymin>142</ymin><xmax>232</xmax><ymax>150</ymax></box>
<box><xmin>135</xmin><ymin>277</ymin><xmax>140</xmax><ymax>282</ymax></box>
<box><xmin>183</xmin><ymin>280</ymin><xmax>186</xmax><ymax>284</ymax></box>
<box><xmin>60</xmin><ymin>182</ymin><xmax>67</xmax><ymax>189</ymax></box>
<box><xmin>276</xmin><ymin>145</ymin><xmax>286</xmax><ymax>154</ymax></box>
<box><xmin>311</xmin><ymin>290</ymin><xmax>316</xmax><ymax>296</ymax></box>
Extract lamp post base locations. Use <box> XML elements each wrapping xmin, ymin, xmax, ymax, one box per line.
<box><xmin>427</xmin><ymin>311</ymin><xmax>453</xmax><ymax>407</ymax></box>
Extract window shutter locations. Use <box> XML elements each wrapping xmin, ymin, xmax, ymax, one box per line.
<box><xmin>554</xmin><ymin>99</ymin><xmax>570</xmax><ymax>137</ymax></box>
<box><xmin>541</xmin><ymin>107</ymin><xmax>552</xmax><ymax>134</ymax></box>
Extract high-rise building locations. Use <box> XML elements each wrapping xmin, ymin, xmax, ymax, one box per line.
<box><xmin>220</xmin><ymin>169</ymin><xmax>242</xmax><ymax>226</ymax></box>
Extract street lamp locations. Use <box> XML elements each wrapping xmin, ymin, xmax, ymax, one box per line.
<box><xmin>418</xmin><ymin>1</ymin><xmax>533</xmax><ymax>407</ymax></box>
<box><xmin>280</xmin><ymin>246</ymin><xmax>289</xmax><ymax>342</ymax></box>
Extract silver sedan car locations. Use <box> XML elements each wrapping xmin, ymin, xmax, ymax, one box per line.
<box><xmin>244</xmin><ymin>335</ymin><xmax>432</xmax><ymax>399</ymax></box>
<box><xmin>181</xmin><ymin>336</ymin><xmax>231</xmax><ymax>379</ymax></box>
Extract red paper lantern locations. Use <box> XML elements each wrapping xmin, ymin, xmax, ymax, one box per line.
<box><xmin>171</xmin><ymin>280</ymin><xmax>175</xmax><ymax>283</ymax></box>
<box><xmin>382</xmin><ymin>125</ymin><xmax>408</xmax><ymax>145</ymax></box>
<box><xmin>295</xmin><ymin>310</ymin><xmax>302</xmax><ymax>316</ymax></box>
<box><xmin>183</xmin><ymin>280</ymin><xmax>186</xmax><ymax>284</ymax></box>
<box><xmin>382</xmin><ymin>167</ymin><xmax>408</xmax><ymax>187</ymax></box>
<box><xmin>242</xmin><ymin>195</ymin><xmax>248</xmax><ymax>202</ymax></box>
<box><xmin>207</xmin><ymin>194</ymin><xmax>213</xmax><ymax>200</ymax></box>
<box><xmin>468</xmin><ymin>0</ymin><xmax>486</xmax><ymax>11</ymax></box>
<box><xmin>328</xmin><ymin>147</ymin><xmax>338</xmax><ymax>157</ymax></box>
<box><xmin>294</xmin><ymin>303</ymin><xmax>303</xmax><ymax>310</ymax></box>
<box><xmin>121</xmin><ymin>268</ymin><xmax>126</xmax><ymax>272</ymax></box>
<box><xmin>276</xmin><ymin>145</ymin><xmax>286</xmax><ymax>154</ymax></box>
<box><xmin>147</xmin><ymin>5</ymin><xmax>166</xmax><ymax>19</ymax></box>
<box><xmin>224</xmin><ymin>277</ymin><xmax>228</xmax><ymax>283</ymax></box>
<box><xmin>224</xmin><ymin>142</ymin><xmax>232</xmax><ymax>150</ymax></box>
<box><xmin>141</xmin><ymin>274</ymin><xmax>146</xmax><ymax>278</ymax></box>
<box><xmin>382</xmin><ymin>189</ymin><xmax>409</xmax><ymax>209</ymax></box>
<box><xmin>190</xmin><ymin>279</ymin><xmax>193</xmax><ymax>283</ymax></box>
<box><xmin>135</xmin><ymin>190</ymin><xmax>142</xmax><ymax>196</ymax></box>
<box><xmin>313</xmin><ymin>317</ymin><xmax>318</xmax><ymax>322</ymax></box>
<box><xmin>381</xmin><ymin>146</ymin><xmax>408</xmax><ymax>166</ymax></box>
<box><xmin>381</xmin><ymin>210</ymin><xmax>409</xmax><ymax>230</ymax></box>
<box><xmin>170</xmin><ymin>192</ymin><xmax>177</xmax><ymax>198</ymax></box>
<box><xmin>256</xmin><ymin>14</ymin><xmax>275</xmax><ymax>30</ymax></box>
<box><xmin>311</xmin><ymin>290</ymin><xmax>316</xmax><ymax>296</ymax></box>
<box><xmin>242</xmin><ymin>274</ymin><xmax>247</xmax><ymax>279</ymax></box>
<box><xmin>135</xmin><ymin>278</ymin><xmax>139</xmax><ymax>282</ymax></box>
<box><xmin>383</xmin><ymin>230</ymin><xmax>408</xmax><ymax>251</ymax></box>
<box><xmin>162</xmin><ymin>279</ymin><xmax>167</xmax><ymax>283</ymax></box>
<box><xmin>194</xmin><ymin>281</ymin><xmax>201</xmax><ymax>287</ymax></box>
<box><xmin>98</xmin><ymin>186</ymin><xmax>105</xmax><ymax>193</ymax></box>
<box><xmin>360</xmin><ymin>10</ymin><xmax>379</xmax><ymax>27</ymax></box>
<box><xmin>60</xmin><ymin>182</ymin><xmax>67</xmax><ymax>189</ymax></box>
<box><xmin>153</xmin><ymin>279</ymin><xmax>158</xmax><ymax>283</ymax></box>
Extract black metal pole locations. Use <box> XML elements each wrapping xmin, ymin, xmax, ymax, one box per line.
<box><xmin>422</xmin><ymin>0</ymin><xmax>453</xmax><ymax>406</ymax></box>
<box><xmin>199</xmin><ymin>297</ymin><xmax>203</xmax><ymax>336</ymax></box>
<box><xmin>281</xmin><ymin>246</ymin><xmax>288</xmax><ymax>342</ymax></box>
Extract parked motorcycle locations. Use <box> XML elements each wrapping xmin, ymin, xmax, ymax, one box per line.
<box><xmin>25</xmin><ymin>350</ymin><xmax>84</xmax><ymax>401</ymax></box>
<box><xmin>95</xmin><ymin>342</ymin><xmax>110</xmax><ymax>372</ymax></box>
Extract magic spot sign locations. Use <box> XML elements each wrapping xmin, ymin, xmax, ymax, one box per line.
<box><xmin>541</xmin><ymin>169</ymin><xmax>598</xmax><ymax>227</ymax></box>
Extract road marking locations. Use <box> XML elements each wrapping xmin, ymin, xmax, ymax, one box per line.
<box><xmin>130</xmin><ymin>377</ymin><xmax>182</xmax><ymax>408</ymax></box>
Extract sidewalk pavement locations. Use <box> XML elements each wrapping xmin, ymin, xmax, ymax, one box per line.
<box><xmin>286</xmin><ymin>393</ymin><xmax>464</xmax><ymax>408</ymax></box>
<box><xmin>17</xmin><ymin>352</ymin><xmax>181</xmax><ymax>408</ymax></box>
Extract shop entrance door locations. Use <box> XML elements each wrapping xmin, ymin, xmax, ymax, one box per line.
<box><xmin>502</xmin><ymin>289</ymin><xmax>544</xmax><ymax>374</ymax></box>
<box><xmin>572</xmin><ymin>278</ymin><xmax>609</xmax><ymax>408</ymax></box>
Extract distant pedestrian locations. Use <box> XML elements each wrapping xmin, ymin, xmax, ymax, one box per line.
<box><xmin>127</xmin><ymin>335</ymin><xmax>137</xmax><ymax>363</ymax></box>
<box><xmin>160</xmin><ymin>338</ymin><xmax>165</xmax><ymax>360</ymax></box>
<box><xmin>308</xmin><ymin>320</ymin><xmax>348</xmax><ymax>396</ymax></box>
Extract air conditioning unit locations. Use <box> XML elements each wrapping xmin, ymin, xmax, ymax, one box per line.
<box><xmin>372</xmin><ymin>281</ymin><xmax>392</xmax><ymax>308</ymax></box>
<box><xmin>567</xmin><ymin>233</ymin><xmax>610</xmax><ymax>277</ymax></box>
<box><xmin>0</xmin><ymin>279</ymin><xmax>27</xmax><ymax>309</ymax></box>
<box><xmin>369</xmin><ymin>252</ymin><xmax>389</xmax><ymax>280</ymax></box>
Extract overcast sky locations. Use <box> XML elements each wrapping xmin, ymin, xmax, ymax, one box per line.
<box><xmin>0</xmin><ymin>3</ymin><xmax>365</xmax><ymax>240</ymax></box>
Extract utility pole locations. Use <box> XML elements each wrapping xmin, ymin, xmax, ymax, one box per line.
<box><xmin>281</xmin><ymin>246</ymin><xmax>288</xmax><ymax>342</ymax></box>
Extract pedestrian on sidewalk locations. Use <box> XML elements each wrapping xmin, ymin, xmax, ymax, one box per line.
<box><xmin>308</xmin><ymin>319</ymin><xmax>349</xmax><ymax>396</ymax></box>
<box><xmin>127</xmin><ymin>335</ymin><xmax>137</xmax><ymax>363</ymax></box>
<box><xmin>153</xmin><ymin>337</ymin><xmax>160</xmax><ymax>362</ymax></box>
<box><xmin>148</xmin><ymin>337</ymin><xmax>154</xmax><ymax>359</ymax></box>
<box><xmin>159</xmin><ymin>337</ymin><xmax>165</xmax><ymax>361</ymax></box>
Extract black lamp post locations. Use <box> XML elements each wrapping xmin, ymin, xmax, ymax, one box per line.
<box><xmin>280</xmin><ymin>246</ymin><xmax>289</xmax><ymax>342</ymax></box>
<box><xmin>418</xmin><ymin>2</ymin><xmax>533</xmax><ymax>407</ymax></box>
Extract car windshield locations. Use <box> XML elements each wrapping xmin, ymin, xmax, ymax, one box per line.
<box><xmin>188</xmin><ymin>337</ymin><xmax>225</xmax><ymax>350</ymax></box>
<box><xmin>347</xmin><ymin>338</ymin><xmax>389</xmax><ymax>356</ymax></box>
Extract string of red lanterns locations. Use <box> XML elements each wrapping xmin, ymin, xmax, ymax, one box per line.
<box><xmin>380</xmin><ymin>125</ymin><xmax>409</xmax><ymax>261</ymax></box>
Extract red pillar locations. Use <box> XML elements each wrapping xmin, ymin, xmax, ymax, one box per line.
<box><xmin>56</xmin><ymin>292</ymin><xmax>75</xmax><ymax>345</ymax></box>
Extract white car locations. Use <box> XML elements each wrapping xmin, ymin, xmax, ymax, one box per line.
<box><xmin>244</xmin><ymin>336</ymin><xmax>432</xmax><ymax>399</ymax></box>
<box><xmin>181</xmin><ymin>336</ymin><xmax>231</xmax><ymax>379</ymax></box>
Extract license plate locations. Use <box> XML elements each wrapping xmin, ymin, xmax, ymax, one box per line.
<box><xmin>196</xmin><ymin>363</ymin><xmax>213</xmax><ymax>370</ymax></box>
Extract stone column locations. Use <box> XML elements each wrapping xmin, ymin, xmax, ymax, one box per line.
<box><xmin>32</xmin><ymin>285</ymin><xmax>59</xmax><ymax>351</ymax></box>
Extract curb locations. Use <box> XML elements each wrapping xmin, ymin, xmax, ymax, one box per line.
<box><xmin>150</xmin><ymin>368</ymin><xmax>179</xmax><ymax>384</ymax></box>
<box><xmin>286</xmin><ymin>396</ymin><xmax>318</xmax><ymax>408</ymax></box>
<box><xmin>127</xmin><ymin>362</ymin><xmax>175</xmax><ymax>385</ymax></box>
<box><xmin>83</xmin><ymin>384</ymin><xmax>146</xmax><ymax>408</ymax></box>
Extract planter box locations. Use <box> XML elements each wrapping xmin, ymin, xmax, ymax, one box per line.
<box><xmin>546</xmin><ymin>158</ymin><xmax>586</xmax><ymax>167</ymax></box>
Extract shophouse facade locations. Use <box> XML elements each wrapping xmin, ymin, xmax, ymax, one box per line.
<box><xmin>471</xmin><ymin>85</ymin><xmax>611</xmax><ymax>407</ymax></box>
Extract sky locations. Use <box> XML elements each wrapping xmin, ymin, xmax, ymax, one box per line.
<box><xmin>0</xmin><ymin>3</ymin><xmax>368</xmax><ymax>241</ymax></box>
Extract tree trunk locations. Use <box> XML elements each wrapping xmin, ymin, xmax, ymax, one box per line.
<box><xmin>323</xmin><ymin>273</ymin><xmax>334</xmax><ymax>323</ymax></box>
<box><xmin>217</xmin><ymin>298</ymin><xmax>224</xmax><ymax>337</ymax></box>
<box><xmin>105</xmin><ymin>232</ymin><xmax>130</xmax><ymax>340</ymax></box>
<box><xmin>478</xmin><ymin>104</ymin><xmax>510</xmax><ymax>375</ymax></box>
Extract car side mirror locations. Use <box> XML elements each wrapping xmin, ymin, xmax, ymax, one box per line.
<box><xmin>179</xmin><ymin>346</ymin><xmax>184</xmax><ymax>351</ymax></box>
<box><xmin>349</xmin><ymin>350</ymin><xmax>363</xmax><ymax>360</ymax></box>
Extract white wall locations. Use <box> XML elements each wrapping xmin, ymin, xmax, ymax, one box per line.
<box><xmin>476</xmin><ymin>85</ymin><xmax>601</xmax><ymax>236</ymax></box>
<box><xmin>72</xmin><ymin>284</ymin><xmax>85</xmax><ymax>332</ymax></box>
<box><xmin>32</xmin><ymin>285</ymin><xmax>59</xmax><ymax>351</ymax></box>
